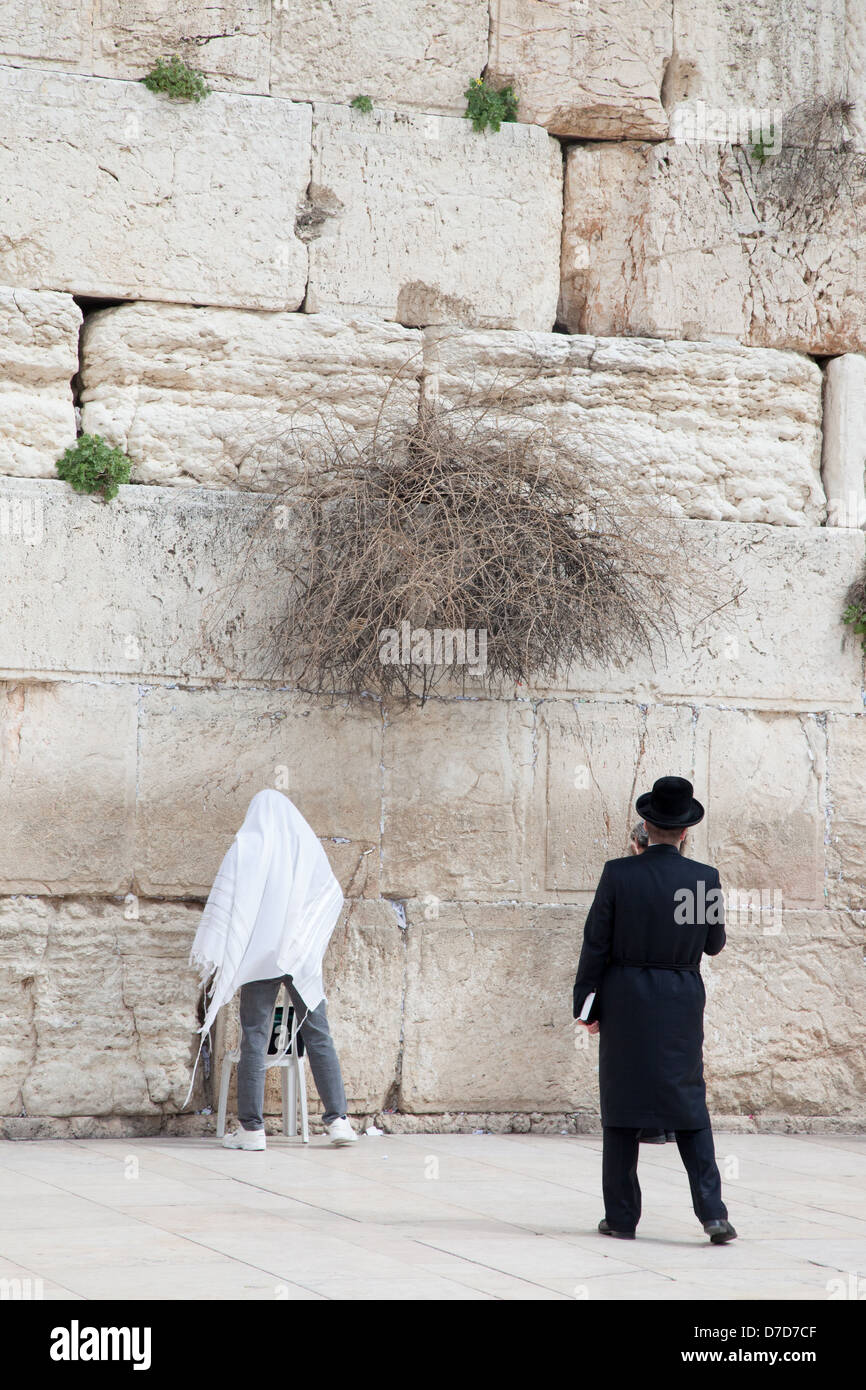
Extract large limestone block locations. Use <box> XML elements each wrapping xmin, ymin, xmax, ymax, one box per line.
<box><xmin>423</xmin><ymin>327</ymin><xmax>825</xmax><ymax>525</ymax></box>
<box><xmin>271</xmin><ymin>1</ymin><xmax>488</xmax><ymax>113</ymax></box>
<box><xmin>704</xmin><ymin>911</ymin><xmax>866</xmax><ymax>1116</ymax></box>
<box><xmin>0</xmin><ymin>896</ymin><xmax>50</xmax><ymax>1114</ymax></box>
<box><xmin>80</xmin><ymin>303</ymin><xmax>422</xmax><ymax>488</ymax></box>
<box><xmin>0</xmin><ymin>4</ymin><xmax>87</xmax><ymax>67</ymax></box>
<box><xmin>0</xmin><ymin>287</ymin><xmax>79</xmax><ymax>479</ymax></box>
<box><xmin>319</xmin><ymin>902</ymin><xmax>406</xmax><ymax>1113</ymax></box>
<box><xmin>135</xmin><ymin>687</ymin><xmax>382</xmax><ymax>897</ymax></box>
<box><xmin>400</xmin><ymin>904</ymin><xmax>595</xmax><ymax>1113</ymax></box>
<box><xmin>0</xmin><ymin>681</ymin><xmax>137</xmax><ymax>895</ymax></box>
<box><xmin>487</xmin><ymin>0</ymin><xmax>670</xmax><ymax>138</ymax></box>
<box><xmin>0</xmin><ymin>478</ymin><xmax>284</xmax><ymax>683</ymax></box>
<box><xmin>0</xmin><ymin>68</ymin><xmax>310</xmax><ymax>309</ymax></box>
<box><xmin>381</xmin><ymin>701</ymin><xmax>535</xmax><ymax>901</ymax></box>
<box><xmin>93</xmin><ymin>2</ymin><xmax>270</xmax><ymax>91</ymax></box>
<box><xmin>305</xmin><ymin>104</ymin><xmax>563</xmax><ymax>331</ymax></box>
<box><xmin>2</xmin><ymin>480</ymin><xmax>860</xmax><ymax>712</ymax></box>
<box><xmin>561</xmin><ymin>141</ymin><xmax>866</xmax><ymax>353</ymax></box>
<box><xmin>0</xmin><ymin>2</ymin><xmax>270</xmax><ymax>91</ymax></box>
<box><xmin>666</xmin><ymin>0</ymin><xmax>866</xmax><ymax>152</ymax></box>
<box><xmin>827</xmin><ymin>715</ymin><xmax>866</xmax><ymax>909</ymax></box>
<box><xmin>822</xmin><ymin>355</ymin><xmax>866</xmax><ymax>527</ymax></box>
<box><xmin>0</xmin><ymin>896</ymin><xmax>204</xmax><ymax>1116</ymax></box>
<box><xmin>541</xmin><ymin>704</ymin><xmax>828</xmax><ymax>906</ymax></box>
<box><xmin>541</xmin><ymin>702</ymin><xmax>707</xmax><ymax>896</ymax></box>
<box><xmin>540</xmin><ymin>522</ymin><xmax>864</xmax><ymax>712</ymax></box>
<box><xmin>698</xmin><ymin>710</ymin><xmax>826</xmax><ymax>909</ymax></box>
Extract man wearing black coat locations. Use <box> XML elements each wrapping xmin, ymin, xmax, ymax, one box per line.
<box><xmin>573</xmin><ymin>776</ymin><xmax>737</xmax><ymax>1244</ymax></box>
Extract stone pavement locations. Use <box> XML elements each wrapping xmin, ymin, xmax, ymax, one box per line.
<box><xmin>0</xmin><ymin>1132</ymin><xmax>864</xmax><ymax>1301</ymax></box>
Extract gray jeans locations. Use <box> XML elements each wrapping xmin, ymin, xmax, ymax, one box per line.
<box><xmin>237</xmin><ymin>975</ymin><xmax>348</xmax><ymax>1129</ymax></box>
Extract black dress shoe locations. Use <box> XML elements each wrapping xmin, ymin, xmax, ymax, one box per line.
<box><xmin>598</xmin><ymin>1218</ymin><xmax>636</xmax><ymax>1239</ymax></box>
<box><xmin>703</xmin><ymin>1219</ymin><xmax>738</xmax><ymax>1244</ymax></box>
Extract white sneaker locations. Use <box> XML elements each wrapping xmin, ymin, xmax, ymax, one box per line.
<box><xmin>324</xmin><ymin>1116</ymin><xmax>357</xmax><ymax>1146</ymax></box>
<box><xmin>222</xmin><ymin>1126</ymin><xmax>266</xmax><ymax>1151</ymax></box>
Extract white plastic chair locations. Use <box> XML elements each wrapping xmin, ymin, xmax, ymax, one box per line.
<box><xmin>216</xmin><ymin>985</ymin><xmax>309</xmax><ymax>1142</ymax></box>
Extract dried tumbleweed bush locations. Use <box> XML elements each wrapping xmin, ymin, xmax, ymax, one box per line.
<box><xmin>253</xmin><ymin>398</ymin><xmax>699</xmax><ymax>704</ymax></box>
<box><xmin>749</xmin><ymin>93</ymin><xmax>866</xmax><ymax>231</ymax></box>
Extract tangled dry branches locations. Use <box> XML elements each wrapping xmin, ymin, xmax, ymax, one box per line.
<box><xmin>750</xmin><ymin>93</ymin><xmax>866</xmax><ymax>231</ymax></box>
<box><xmin>257</xmin><ymin>400</ymin><xmax>689</xmax><ymax>704</ymax></box>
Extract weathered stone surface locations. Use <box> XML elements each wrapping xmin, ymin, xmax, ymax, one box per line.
<box><xmin>540</xmin><ymin>704</ymin><xmax>828</xmax><ymax>906</ymax></box>
<box><xmin>1</xmin><ymin>478</ymin><xmax>861</xmax><ymax>711</ymax></box>
<box><xmin>93</xmin><ymin>1</ymin><xmax>269</xmax><ymax>91</ymax></box>
<box><xmin>0</xmin><ymin>68</ymin><xmax>310</xmax><ymax>309</ymax></box>
<box><xmin>4</xmin><ymin>894</ymin><xmax>862</xmax><ymax>1124</ymax></box>
<box><xmin>822</xmin><ymin>354</ymin><xmax>866</xmax><ymax>527</ymax></box>
<box><xmin>381</xmin><ymin>701</ymin><xmax>534</xmax><ymax>901</ymax></box>
<box><xmin>398</xmin><ymin>902</ymin><xmax>866</xmax><ymax>1118</ymax></box>
<box><xmin>0</xmin><ymin>478</ymin><xmax>284</xmax><ymax>683</ymax></box>
<box><xmin>0</xmin><ymin>287</ymin><xmax>79</xmax><ymax>480</ymax></box>
<box><xmin>561</xmin><ymin>141</ymin><xmax>866</xmax><ymax>353</ymax></box>
<box><xmin>400</xmin><ymin>904</ymin><xmax>595</xmax><ymax>1113</ymax></box>
<box><xmin>0</xmin><ymin>2</ymin><xmax>270</xmax><ymax>90</ymax></box>
<box><xmin>698</xmin><ymin>710</ymin><xmax>826</xmax><ymax>909</ymax></box>
<box><xmin>0</xmin><ymin>3</ymin><xmax>88</xmax><ymax>67</ymax></box>
<box><xmin>135</xmin><ymin>687</ymin><xmax>382</xmax><ymax>897</ymax></box>
<box><xmin>487</xmin><ymin>0</ymin><xmax>670</xmax><ymax>138</ymax></box>
<box><xmin>80</xmin><ymin>304</ymin><xmax>422</xmax><ymax>488</ymax></box>
<box><xmin>827</xmin><ymin>715</ymin><xmax>866</xmax><ymax>909</ymax></box>
<box><xmin>542</xmin><ymin>523</ymin><xmax>863</xmax><ymax>712</ymax></box>
<box><xmin>666</xmin><ymin>0</ymin><xmax>866</xmax><ymax>153</ymax></box>
<box><xmin>318</xmin><ymin>901</ymin><xmax>405</xmax><ymax>1114</ymax></box>
<box><xmin>704</xmin><ymin>912</ymin><xmax>866</xmax><ymax>1116</ymax></box>
<box><xmin>541</xmin><ymin>702</ymin><xmax>707</xmax><ymax>895</ymax></box>
<box><xmin>0</xmin><ymin>896</ymin><xmax>204</xmax><ymax>1116</ymax></box>
<box><xmin>305</xmin><ymin>104</ymin><xmax>563</xmax><ymax>330</ymax></box>
<box><xmin>270</xmin><ymin>1</ymin><xmax>488</xmax><ymax>113</ymax></box>
<box><xmin>423</xmin><ymin>327</ymin><xmax>825</xmax><ymax>525</ymax></box>
<box><xmin>0</xmin><ymin>682</ymin><xmax>136</xmax><ymax>894</ymax></box>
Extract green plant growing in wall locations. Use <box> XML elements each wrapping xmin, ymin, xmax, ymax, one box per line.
<box><xmin>749</xmin><ymin>124</ymin><xmax>777</xmax><ymax>163</ymax></box>
<box><xmin>56</xmin><ymin>434</ymin><xmax>132</xmax><ymax>502</ymax></box>
<box><xmin>141</xmin><ymin>55</ymin><xmax>211</xmax><ymax>102</ymax></box>
<box><xmin>350</xmin><ymin>94</ymin><xmax>373</xmax><ymax>114</ymax></box>
<box><xmin>843</xmin><ymin>570</ymin><xmax>866</xmax><ymax>653</ymax></box>
<box><xmin>463</xmin><ymin>76</ymin><xmax>518</xmax><ymax>133</ymax></box>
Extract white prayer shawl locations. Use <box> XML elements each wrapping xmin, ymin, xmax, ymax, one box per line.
<box><xmin>182</xmin><ymin>789</ymin><xmax>344</xmax><ymax>1108</ymax></box>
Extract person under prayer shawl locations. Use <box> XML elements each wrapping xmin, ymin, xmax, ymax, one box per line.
<box><xmin>184</xmin><ymin>789</ymin><xmax>356</xmax><ymax>1150</ymax></box>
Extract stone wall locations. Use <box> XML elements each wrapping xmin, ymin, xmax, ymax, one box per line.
<box><xmin>1</xmin><ymin>2</ymin><xmax>865</xmax><ymax>1137</ymax></box>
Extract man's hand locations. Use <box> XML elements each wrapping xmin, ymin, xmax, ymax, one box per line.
<box><xmin>576</xmin><ymin>1019</ymin><xmax>599</xmax><ymax>1035</ymax></box>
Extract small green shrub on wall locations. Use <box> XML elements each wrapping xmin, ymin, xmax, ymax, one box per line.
<box><xmin>464</xmin><ymin>77</ymin><xmax>518</xmax><ymax>133</ymax></box>
<box><xmin>843</xmin><ymin>569</ymin><xmax>866</xmax><ymax>654</ymax></box>
<box><xmin>141</xmin><ymin>55</ymin><xmax>210</xmax><ymax>102</ymax></box>
<box><xmin>56</xmin><ymin>434</ymin><xmax>131</xmax><ymax>502</ymax></box>
<box><xmin>350</xmin><ymin>94</ymin><xmax>373</xmax><ymax>114</ymax></box>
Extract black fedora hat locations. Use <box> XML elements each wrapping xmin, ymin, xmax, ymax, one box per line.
<box><xmin>635</xmin><ymin>775</ymin><xmax>704</xmax><ymax>828</ymax></box>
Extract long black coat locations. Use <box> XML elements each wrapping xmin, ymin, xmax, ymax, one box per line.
<box><xmin>573</xmin><ymin>843</ymin><xmax>725</xmax><ymax>1129</ymax></box>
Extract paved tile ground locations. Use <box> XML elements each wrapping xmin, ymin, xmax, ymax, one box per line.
<box><xmin>0</xmin><ymin>1132</ymin><xmax>864</xmax><ymax>1300</ymax></box>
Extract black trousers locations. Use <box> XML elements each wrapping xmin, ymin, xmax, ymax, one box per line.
<box><xmin>602</xmin><ymin>1124</ymin><xmax>728</xmax><ymax>1232</ymax></box>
